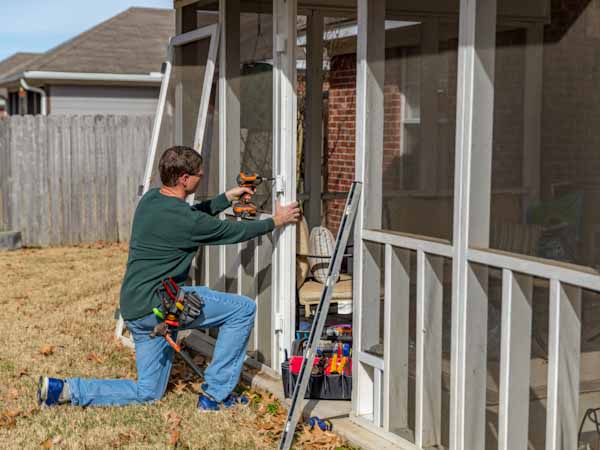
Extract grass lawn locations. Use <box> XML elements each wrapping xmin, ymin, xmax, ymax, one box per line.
<box><xmin>0</xmin><ymin>243</ymin><xmax>352</xmax><ymax>449</ymax></box>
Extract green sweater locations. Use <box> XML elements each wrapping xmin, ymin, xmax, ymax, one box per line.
<box><xmin>119</xmin><ymin>188</ymin><xmax>275</xmax><ymax>320</ymax></box>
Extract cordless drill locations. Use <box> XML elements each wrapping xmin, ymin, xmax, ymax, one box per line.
<box><xmin>232</xmin><ymin>172</ymin><xmax>274</xmax><ymax>218</ymax></box>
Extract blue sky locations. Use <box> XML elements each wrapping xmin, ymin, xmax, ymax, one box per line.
<box><xmin>0</xmin><ymin>0</ymin><xmax>173</xmax><ymax>61</ymax></box>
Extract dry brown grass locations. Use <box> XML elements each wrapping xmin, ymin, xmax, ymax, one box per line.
<box><xmin>0</xmin><ymin>243</ymin><xmax>352</xmax><ymax>450</ymax></box>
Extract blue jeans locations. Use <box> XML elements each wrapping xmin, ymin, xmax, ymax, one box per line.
<box><xmin>67</xmin><ymin>286</ymin><xmax>256</xmax><ymax>406</ymax></box>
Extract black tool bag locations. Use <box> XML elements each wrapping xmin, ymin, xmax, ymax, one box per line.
<box><xmin>281</xmin><ymin>361</ymin><xmax>352</xmax><ymax>400</ymax></box>
<box><xmin>281</xmin><ymin>339</ymin><xmax>352</xmax><ymax>401</ymax></box>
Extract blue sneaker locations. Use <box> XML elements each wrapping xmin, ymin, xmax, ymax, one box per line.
<box><xmin>222</xmin><ymin>393</ymin><xmax>249</xmax><ymax>408</ymax></box>
<box><xmin>37</xmin><ymin>376</ymin><xmax>70</xmax><ymax>407</ymax></box>
<box><xmin>197</xmin><ymin>393</ymin><xmax>249</xmax><ymax>411</ymax></box>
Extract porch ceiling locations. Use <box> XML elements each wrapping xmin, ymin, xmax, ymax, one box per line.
<box><xmin>176</xmin><ymin>0</ymin><xmax>549</xmax><ymax>22</ymax></box>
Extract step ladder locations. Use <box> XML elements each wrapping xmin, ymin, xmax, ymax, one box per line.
<box><xmin>279</xmin><ymin>181</ymin><xmax>362</xmax><ymax>450</ymax></box>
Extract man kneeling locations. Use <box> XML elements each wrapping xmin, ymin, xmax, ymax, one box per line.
<box><xmin>38</xmin><ymin>146</ymin><xmax>300</xmax><ymax>411</ymax></box>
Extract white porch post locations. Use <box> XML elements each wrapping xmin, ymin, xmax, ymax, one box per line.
<box><xmin>272</xmin><ymin>0</ymin><xmax>297</xmax><ymax>368</ymax></box>
<box><xmin>305</xmin><ymin>9</ymin><xmax>324</xmax><ymax>230</ymax></box>
<box><xmin>352</xmin><ymin>0</ymin><xmax>385</xmax><ymax>419</ymax></box>
<box><xmin>450</xmin><ymin>0</ymin><xmax>496</xmax><ymax>449</ymax></box>
<box><xmin>219</xmin><ymin>0</ymin><xmax>241</xmax><ymax>293</ymax></box>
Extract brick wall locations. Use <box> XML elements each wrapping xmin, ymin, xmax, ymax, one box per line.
<box><xmin>325</xmin><ymin>54</ymin><xmax>356</xmax><ymax>231</ymax></box>
<box><xmin>324</xmin><ymin>51</ymin><xmax>410</xmax><ymax>232</ymax></box>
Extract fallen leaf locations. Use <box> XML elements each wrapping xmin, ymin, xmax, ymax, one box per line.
<box><xmin>169</xmin><ymin>430</ymin><xmax>180</xmax><ymax>446</ymax></box>
<box><xmin>85</xmin><ymin>353</ymin><xmax>105</xmax><ymax>363</ymax></box>
<box><xmin>258</xmin><ymin>422</ymin><xmax>275</xmax><ymax>431</ymax></box>
<box><xmin>39</xmin><ymin>345</ymin><xmax>54</xmax><ymax>356</ymax></box>
<box><xmin>3</xmin><ymin>409</ymin><xmax>20</xmax><ymax>417</ymax></box>
<box><xmin>22</xmin><ymin>405</ymin><xmax>38</xmax><ymax>418</ymax></box>
<box><xmin>40</xmin><ymin>438</ymin><xmax>52</xmax><ymax>449</ymax></box>
<box><xmin>111</xmin><ymin>432</ymin><xmax>133</xmax><ymax>446</ymax></box>
<box><xmin>164</xmin><ymin>410</ymin><xmax>181</xmax><ymax>429</ymax></box>
<box><xmin>0</xmin><ymin>415</ymin><xmax>16</xmax><ymax>429</ymax></box>
<box><xmin>173</xmin><ymin>380</ymin><xmax>187</xmax><ymax>394</ymax></box>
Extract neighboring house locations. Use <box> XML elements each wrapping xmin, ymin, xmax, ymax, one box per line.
<box><xmin>0</xmin><ymin>7</ymin><xmax>174</xmax><ymax>116</ymax></box>
<box><xmin>0</xmin><ymin>52</ymin><xmax>40</xmax><ymax>117</ymax></box>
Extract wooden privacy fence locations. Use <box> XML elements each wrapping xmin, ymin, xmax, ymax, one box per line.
<box><xmin>0</xmin><ymin>115</ymin><xmax>152</xmax><ymax>246</ymax></box>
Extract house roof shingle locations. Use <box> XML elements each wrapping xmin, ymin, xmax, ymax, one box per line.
<box><xmin>1</xmin><ymin>7</ymin><xmax>174</xmax><ymax>81</ymax></box>
<box><xmin>0</xmin><ymin>52</ymin><xmax>41</xmax><ymax>79</ymax></box>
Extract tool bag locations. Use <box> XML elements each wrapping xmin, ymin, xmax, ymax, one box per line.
<box><xmin>154</xmin><ymin>278</ymin><xmax>204</xmax><ymax>327</ymax></box>
<box><xmin>281</xmin><ymin>339</ymin><xmax>352</xmax><ymax>400</ymax></box>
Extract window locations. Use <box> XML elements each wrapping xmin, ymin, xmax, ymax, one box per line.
<box><xmin>7</xmin><ymin>90</ymin><xmax>41</xmax><ymax>115</ymax></box>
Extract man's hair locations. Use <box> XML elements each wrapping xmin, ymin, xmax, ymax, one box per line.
<box><xmin>159</xmin><ymin>146</ymin><xmax>203</xmax><ymax>187</ymax></box>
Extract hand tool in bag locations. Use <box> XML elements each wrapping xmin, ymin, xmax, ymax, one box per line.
<box><xmin>324</xmin><ymin>324</ymin><xmax>352</xmax><ymax>338</ymax></box>
<box><xmin>150</xmin><ymin>278</ymin><xmax>205</xmax><ymax>379</ymax></box>
<box><xmin>279</xmin><ymin>181</ymin><xmax>361</xmax><ymax>450</ymax></box>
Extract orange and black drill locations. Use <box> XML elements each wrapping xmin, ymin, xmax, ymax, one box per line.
<box><xmin>232</xmin><ymin>172</ymin><xmax>274</xmax><ymax>218</ymax></box>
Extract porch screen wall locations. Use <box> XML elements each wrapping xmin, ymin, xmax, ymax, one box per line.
<box><xmin>240</xmin><ymin>12</ymin><xmax>274</xmax><ymax>214</ymax></box>
<box><xmin>382</xmin><ymin>17</ymin><xmax>458</xmax><ymax>241</ymax></box>
<box><xmin>490</xmin><ymin>0</ymin><xmax>600</xmax><ymax>271</ymax></box>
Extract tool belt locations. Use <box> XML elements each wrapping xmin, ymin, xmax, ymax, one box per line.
<box><xmin>153</xmin><ymin>278</ymin><xmax>204</xmax><ymax>328</ymax></box>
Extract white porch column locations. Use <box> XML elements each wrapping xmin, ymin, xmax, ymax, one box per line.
<box><xmin>450</xmin><ymin>0</ymin><xmax>497</xmax><ymax>449</ymax></box>
<box><xmin>305</xmin><ymin>10</ymin><xmax>324</xmax><ymax>230</ymax></box>
<box><xmin>352</xmin><ymin>0</ymin><xmax>385</xmax><ymax>418</ymax></box>
<box><xmin>272</xmin><ymin>0</ymin><xmax>297</xmax><ymax>368</ymax></box>
<box><xmin>219</xmin><ymin>0</ymin><xmax>241</xmax><ymax>293</ymax></box>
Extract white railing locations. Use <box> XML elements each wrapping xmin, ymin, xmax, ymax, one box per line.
<box><xmin>467</xmin><ymin>247</ymin><xmax>599</xmax><ymax>449</ymax></box>
<box><xmin>354</xmin><ymin>227</ymin><xmax>600</xmax><ymax>450</ymax></box>
<box><xmin>355</xmin><ymin>228</ymin><xmax>452</xmax><ymax>449</ymax></box>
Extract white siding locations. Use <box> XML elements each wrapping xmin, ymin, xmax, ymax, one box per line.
<box><xmin>49</xmin><ymin>85</ymin><xmax>159</xmax><ymax>115</ymax></box>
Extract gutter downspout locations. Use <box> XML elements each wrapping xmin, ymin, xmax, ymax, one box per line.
<box><xmin>19</xmin><ymin>78</ymin><xmax>47</xmax><ymax>115</ymax></box>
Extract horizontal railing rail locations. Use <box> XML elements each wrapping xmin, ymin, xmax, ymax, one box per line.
<box><xmin>468</xmin><ymin>247</ymin><xmax>600</xmax><ymax>292</ymax></box>
<box><xmin>362</xmin><ymin>229</ymin><xmax>453</xmax><ymax>257</ymax></box>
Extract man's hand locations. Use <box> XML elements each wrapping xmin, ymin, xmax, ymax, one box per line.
<box><xmin>273</xmin><ymin>200</ymin><xmax>301</xmax><ymax>228</ymax></box>
<box><xmin>225</xmin><ymin>186</ymin><xmax>255</xmax><ymax>202</ymax></box>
